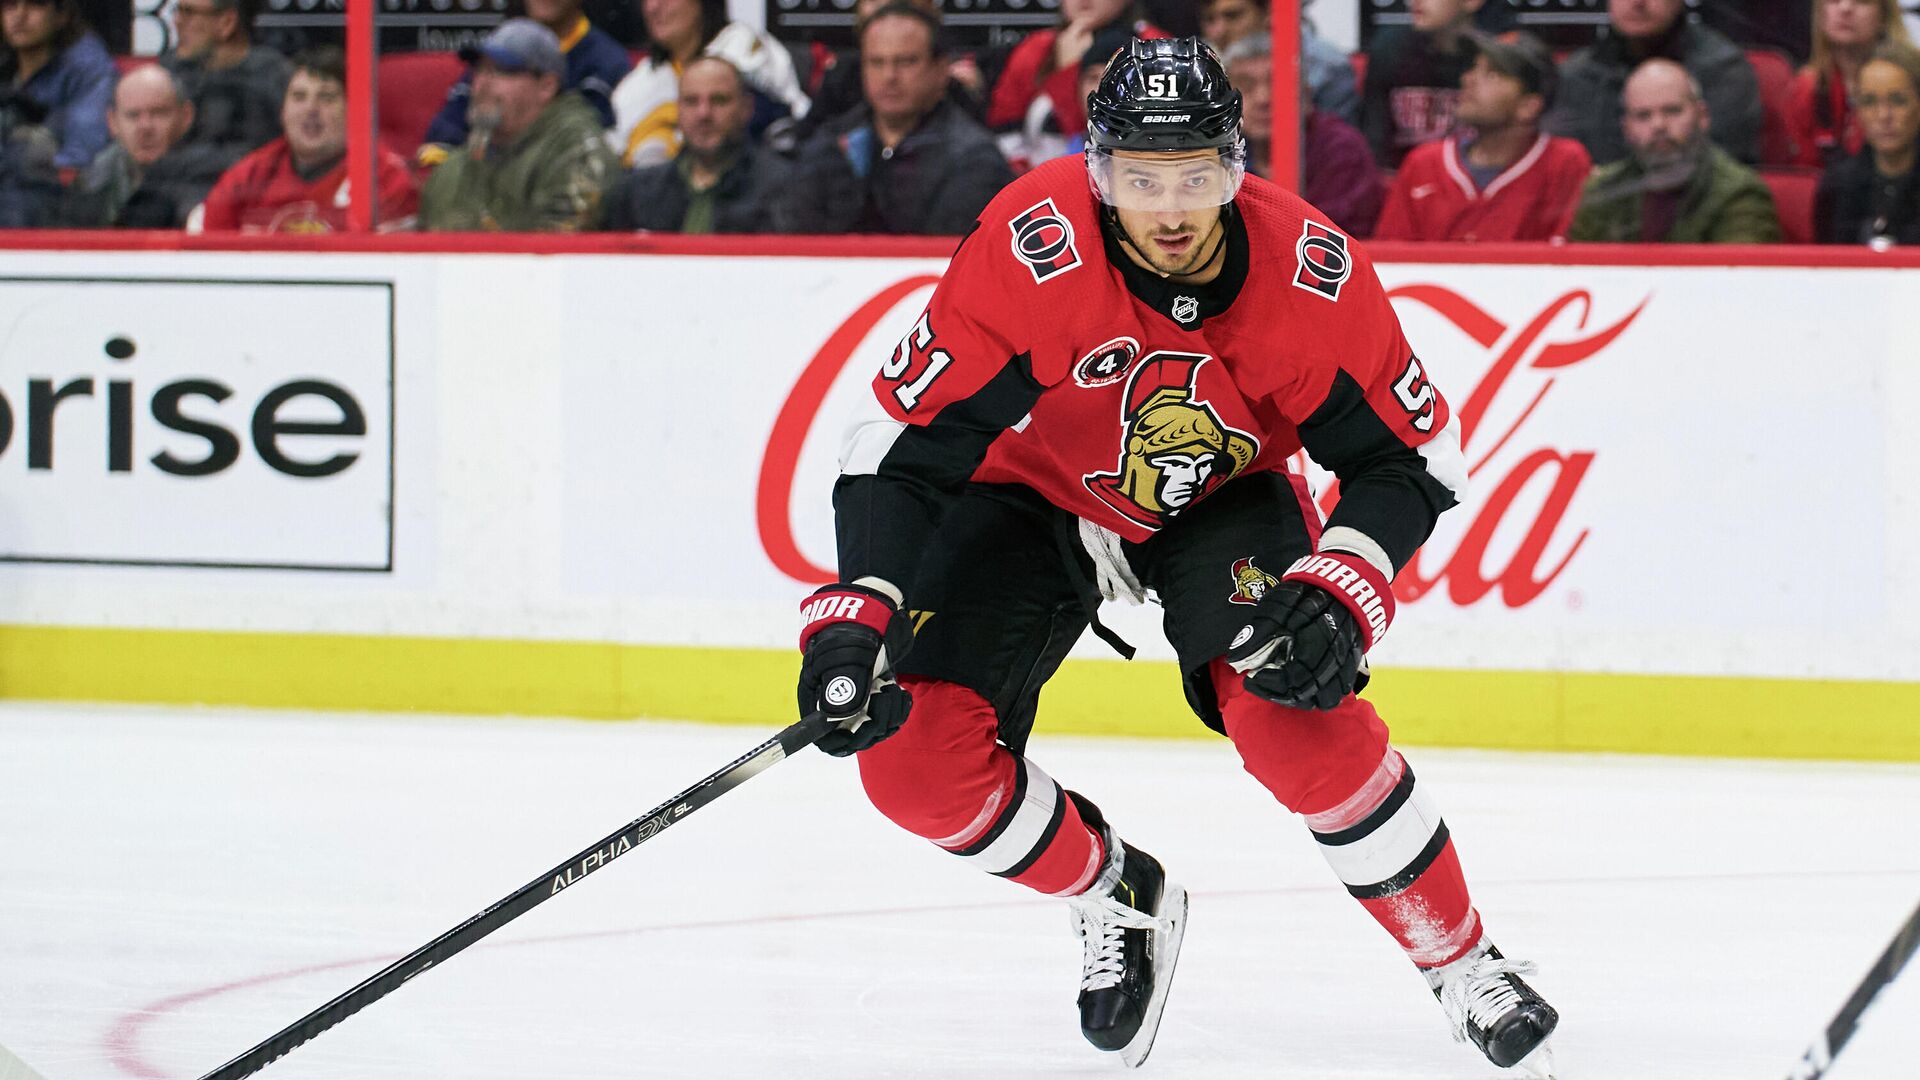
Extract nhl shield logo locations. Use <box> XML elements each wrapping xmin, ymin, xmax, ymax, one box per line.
<box><xmin>1227</xmin><ymin>556</ymin><xmax>1280</xmax><ymax>605</ymax></box>
<box><xmin>1170</xmin><ymin>295</ymin><xmax>1200</xmax><ymax>324</ymax></box>
<box><xmin>1292</xmin><ymin>221</ymin><xmax>1353</xmax><ymax>301</ymax></box>
<box><xmin>1009</xmin><ymin>198</ymin><xmax>1082</xmax><ymax>283</ymax></box>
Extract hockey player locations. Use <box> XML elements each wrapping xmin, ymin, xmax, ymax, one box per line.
<box><xmin>795</xmin><ymin>37</ymin><xmax>1560</xmax><ymax>1073</ymax></box>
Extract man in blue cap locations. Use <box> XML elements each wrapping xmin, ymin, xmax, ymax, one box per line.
<box><xmin>419</xmin><ymin>17</ymin><xmax>619</xmax><ymax>231</ymax></box>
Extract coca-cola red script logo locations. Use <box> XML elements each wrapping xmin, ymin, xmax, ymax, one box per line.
<box><xmin>756</xmin><ymin>277</ymin><xmax>1648</xmax><ymax>608</ymax></box>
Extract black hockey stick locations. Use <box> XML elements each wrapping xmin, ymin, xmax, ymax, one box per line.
<box><xmin>196</xmin><ymin>710</ymin><xmax>838</xmax><ymax>1080</ymax></box>
<box><xmin>1785</xmin><ymin>896</ymin><xmax>1920</xmax><ymax>1080</ymax></box>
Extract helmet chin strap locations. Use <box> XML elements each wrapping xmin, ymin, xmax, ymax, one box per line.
<box><xmin>1103</xmin><ymin>203</ymin><xmax>1232</xmax><ymax>280</ymax></box>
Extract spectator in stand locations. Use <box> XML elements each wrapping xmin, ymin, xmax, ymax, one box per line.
<box><xmin>190</xmin><ymin>47</ymin><xmax>416</xmax><ymax>232</ymax></box>
<box><xmin>0</xmin><ymin>85</ymin><xmax>59</xmax><ymax>224</ymax></box>
<box><xmin>1226</xmin><ymin>33</ymin><xmax>1381</xmax><ymax>234</ymax></box>
<box><xmin>418</xmin><ymin>0</ymin><xmax>629</xmax><ymax>169</ymax></box>
<box><xmin>786</xmin><ymin>3</ymin><xmax>1012</xmax><ymax>234</ymax></box>
<box><xmin>0</xmin><ymin>0</ymin><xmax>112</xmax><ymax>169</ymax></box>
<box><xmin>1816</xmin><ymin>39</ymin><xmax>1920</xmax><ymax>243</ymax></box>
<box><xmin>1547</xmin><ymin>0</ymin><xmax>1763</xmax><ymax>165</ymax></box>
<box><xmin>998</xmin><ymin>26</ymin><xmax>1125</xmax><ymax>171</ymax></box>
<box><xmin>608</xmin><ymin>0</ymin><xmax>809</xmax><ymax>168</ymax></box>
<box><xmin>1788</xmin><ymin>0</ymin><xmax>1914</xmax><ymax>167</ymax></box>
<box><xmin>804</xmin><ymin>0</ymin><xmax>986</xmax><ymax>137</ymax></box>
<box><xmin>161</xmin><ymin>0</ymin><xmax>290</xmax><ymax>166</ymax></box>
<box><xmin>600</xmin><ymin>55</ymin><xmax>791</xmax><ymax>232</ymax></box>
<box><xmin>987</xmin><ymin>0</ymin><xmax>1163</xmax><ymax>137</ymax></box>
<box><xmin>421</xmin><ymin>20</ymin><xmax>617</xmax><ymax>231</ymax></box>
<box><xmin>1568</xmin><ymin>58</ymin><xmax>1780</xmax><ymax>242</ymax></box>
<box><xmin>64</xmin><ymin>64</ymin><xmax>225</xmax><ymax>226</ymax></box>
<box><xmin>1376</xmin><ymin>31</ymin><xmax>1590</xmax><ymax>241</ymax></box>
<box><xmin>1360</xmin><ymin>0</ymin><xmax>1482</xmax><ymax>168</ymax></box>
<box><xmin>1201</xmin><ymin>0</ymin><xmax>1358</xmax><ymax>125</ymax></box>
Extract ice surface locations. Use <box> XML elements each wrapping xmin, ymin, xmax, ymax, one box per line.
<box><xmin>1</xmin><ymin>703</ymin><xmax>1916</xmax><ymax>1079</ymax></box>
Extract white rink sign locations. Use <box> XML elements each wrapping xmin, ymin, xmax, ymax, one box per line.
<box><xmin>0</xmin><ymin>276</ymin><xmax>394</xmax><ymax>570</ymax></box>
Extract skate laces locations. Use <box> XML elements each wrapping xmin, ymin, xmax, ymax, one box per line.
<box><xmin>1069</xmin><ymin>893</ymin><xmax>1161</xmax><ymax>992</ymax></box>
<box><xmin>1439</xmin><ymin>954</ymin><xmax>1539</xmax><ymax>1044</ymax></box>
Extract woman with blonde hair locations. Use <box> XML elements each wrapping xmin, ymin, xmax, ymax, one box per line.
<box><xmin>1786</xmin><ymin>0</ymin><xmax>1915</xmax><ymax>166</ymax></box>
<box><xmin>1816</xmin><ymin>39</ymin><xmax>1920</xmax><ymax>243</ymax></box>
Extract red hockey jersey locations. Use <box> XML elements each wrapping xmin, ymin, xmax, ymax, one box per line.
<box><xmin>836</xmin><ymin>156</ymin><xmax>1468</xmax><ymax>593</ymax></box>
<box><xmin>1373</xmin><ymin>132</ymin><xmax>1592</xmax><ymax>243</ymax></box>
<box><xmin>193</xmin><ymin>137</ymin><xmax>420</xmax><ymax>233</ymax></box>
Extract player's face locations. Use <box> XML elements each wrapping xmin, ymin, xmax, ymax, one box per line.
<box><xmin>1</xmin><ymin>0</ymin><xmax>62</xmax><ymax>51</ymax></box>
<box><xmin>1621</xmin><ymin>64</ymin><xmax>1707</xmax><ymax>169</ymax></box>
<box><xmin>677</xmin><ymin>58</ymin><xmax>750</xmax><ymax>158</ymax></box>
<box><xmin>1108</xmin><ymin>149</ymin><xmax>1231</xmax><ymax>276</ymax></box>
<box><xmin>1455</xmin><ymin>54</ymin><xmax>1526</xmax><ymax>130</ymax></box>
<box><xmin>1608</xmin><ymin>0</ymin><xmax>1683</xmax><ymax>41</ymax></box>
<box><xmin>1856</xmin><ymin>59</ymin><xmax>1920</xmax><ymax>160</ymax></box>
<box><xmin>1228</xmin><ymin>55</ymin><xmax>1271</xmax><ymax>142</ymax></box>
<box><xmin>1200</xmin><ymin>0</ymin><xmax>1263</xmax><ymax>50</ymax></box>
<box><xmin>1821</xmin><ymin>0</ymin><xmax>1885</xmax><ymax>49</ymax></box>
<box><xmin>110</xmin><ymin>72</ymin><xmax>193</xmax><ymax>166</ymax></box>
<box><xmin>281</xmin><ymin>69</ymin><xmax>346</xmax><ymax>167</ymax></box>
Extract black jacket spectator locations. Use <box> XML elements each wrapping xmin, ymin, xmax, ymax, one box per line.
<box><xmin>1547</xmin><ymin>20</ymin><xmax>1763</xmax><ymax>165</ymax></box>
<box><xmin>601</xmin><ymin>140</ymin><xmax>794</xmax><ymax>232</ymax></box>
<box><xmin>1816</xmin><ymin>148</ymin><xmax>1920</xmax><ymax>244</ymax></box>
<box><xmin>0</xmin><ymin>98</ymin><xmax>59</xmax><ymax>225</ymax></box>
<box><xmin>1359</xmin><ymin>26</ymin><xmax>1475</xmax><ymax>168</ymax></box>
<box><xmin>61</xmin><ymin>140</ymin><xmax>227</xmax><ymax>226</ymax></box>
<box><xmin>163</xmin><ymin>45</ymin><xmax>291</xmax><ymax>164</ymax></box>
<box><xmin>785</xmin><ymin>97</ymin><xmax>1012</xmax><ymax>235</ymax></box>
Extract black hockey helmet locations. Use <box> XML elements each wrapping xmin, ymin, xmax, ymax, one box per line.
<box><xmin>1085</xmin><ymin>37</ymin><xmax>1247</xmax><ymax>211</ymax></box>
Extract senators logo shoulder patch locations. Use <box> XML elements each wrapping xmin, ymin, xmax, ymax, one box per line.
<box><xmin>1293</xmin><ymin>220</ymin><xmax>1353</xmax><ymax>301</ymax></box>
<box><xmin>1009</xmin><ymin>198</ymin><xmax>1082</xmax><ymax>283</ymax></box>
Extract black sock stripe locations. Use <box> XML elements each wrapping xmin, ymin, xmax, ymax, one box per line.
<box><xmin>1345</xmin><ymin>820</ymin><xmax>1450</xmax><ymax>900</ymax></box>
<box><xmin>993</xmin><ymin>783</ymin><xmax>1068</xmax><ymax>880</ymax></box>
<box><xmin>951</xmin><ymin>761</ymin><xmax>1032</xmax><ymax>857</ymax></box>
<box><xmin>1313</xmin><ymin>763</ymin><xmax>1418</xmax><ymax>847</ymax></box>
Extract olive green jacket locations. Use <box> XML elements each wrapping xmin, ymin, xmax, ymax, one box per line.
<box><xmin>420</xmin><ymin>92</ymin><xmax>618</xmax><ymax>232</ymax></box>
<box><xmin>1567</xmin><ymin>143</ymin><xmax>1781</xmax><ymax>244</ymax></box>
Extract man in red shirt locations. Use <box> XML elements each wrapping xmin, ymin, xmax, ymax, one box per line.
<box><xmin>191</xmin><ymin>46</ymin><xmax>417</xmax><ymax>232</ymax></box>
<box><xmin>1376</xmin><ymin>31</ymin><xmax>1591</xmax><ymax>242</ymax></box>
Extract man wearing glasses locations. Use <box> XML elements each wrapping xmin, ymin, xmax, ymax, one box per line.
<box><xmin>161</xmin><ymin>0</ymin><xmax>290</xmax><ymax>166</ymax></box>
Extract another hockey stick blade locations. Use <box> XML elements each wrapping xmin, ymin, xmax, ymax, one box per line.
<box><xmin>1785</xmin><ymin>896</ymin><xmax>1920</xmax><ymax>1080</ymax></box>
<box><xmin>196</xmin><ymin>710</ymin><xmax>839</xmax><ymax>1080</ymax></box>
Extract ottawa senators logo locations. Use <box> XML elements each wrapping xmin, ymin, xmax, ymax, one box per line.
<box><xmin>1293</xmin><ymin>220</ymin><xmax>1352</xmax><ymax>301</ymax></box>
<box><xmin>1009</xmin><ymin>198</ymin><xmax>1082</xmax><ymax>283</ymax></box>
<box><xmin>1227</xmin><ymin>557</ymin><xmax>1279</xmax><ymax>605</ymax></box>
<box><xmin>1074</xmin><ymin>336</ymin><xmax>1139</xmax><ymax>388</ymax></box>
<box><xmin>1084</xmin><ymin>352</ymin><xmax>1259</xmax><ymax>530</ymax></box>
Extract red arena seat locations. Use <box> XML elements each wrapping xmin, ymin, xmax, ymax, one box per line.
<box><xmin>1760</xmin><ymin>168</ymin><xmax>1820</xmax><ymax>243</ymax></box>
<box><xmin>1747</xmin><ymin>48</ymin><xmax>1798</xmax><ymax>166</ymax></box>
<box><xmin>378</xmin><ymin>51</ymin><xmax>466</xmax><ymax>152</ymax></box>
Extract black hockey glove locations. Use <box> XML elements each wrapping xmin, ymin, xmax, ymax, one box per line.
<box><xmin>797</xmin><ymin>583</ymin><xmax>916</xmax><ymax>757</ymax></box>
<box><xmin>1225</xmin><ymin>553</ymin><xmax>1395</xmax><ymax>711</ymax></box>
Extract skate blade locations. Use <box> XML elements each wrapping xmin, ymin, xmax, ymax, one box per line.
<box><xmin>1120</xmin><ymin>882</ymin><xmax>1189</xmax><ymax>1069</ymax></box>
<box><xmin>1511</xmin><ymin>1039</ymin><xmax>1557</xmax><ymax>1080</ymax></box>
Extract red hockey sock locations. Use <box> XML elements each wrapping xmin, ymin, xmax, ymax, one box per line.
<box><xmin>1212</xmin><ymin>660</ymin><xmax>1482</xmax><ymax>967</ymax></box>
<box><xmin>857</xmin><ymin>677</ymin><xmax>1107</xmax><ymax>896</ymax></box>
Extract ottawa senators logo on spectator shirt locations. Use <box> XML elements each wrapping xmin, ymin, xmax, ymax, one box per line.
<box><xmin>1084</xmin><ymin>352</ymin><xmax>1258</xmax><ymax>530</ymax></box>
<box><xmin>1293</xmin><ymin>221</ymin><xmax>1353</xmax><ymax>301</ymax></box>
<box><xmin>1009</xmin><ymin>198</ymin><xmax>1082</xmax><ymax>283</ymax></box>
<box><xmin>1227</xmin><ymin>557</ymin><xmax>1280</xmax><ymax>605</ymax></box>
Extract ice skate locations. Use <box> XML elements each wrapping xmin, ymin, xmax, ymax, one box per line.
<box><xmin>1067</xmin><ymin>840</ymin><xmax>1188</xmax><ymax>1068</ymax></box>
<box><xmin>1425</xmin><ymin>941</ymin><xmax>1559</xmax><ymax>1075</ymax></box>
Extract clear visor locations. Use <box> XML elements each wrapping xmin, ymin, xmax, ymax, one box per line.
<box><xmin>1087</xmin><ymin>145</ymin><xmax>1246</xmax><ymax>211</ymax></box>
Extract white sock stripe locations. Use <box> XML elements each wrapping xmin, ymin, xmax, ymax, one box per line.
<box><xmin>952</xmin><ymin>758</ymin><xmax>1063</xmax><ymax>876</ymax></box>
<box><xmin>1315</xmin><ymin>779</ymin><xmax>1444</xmax><ymax>887</ymax></box>
<box><xmin>1303</xmin><ymin>749</ymin><xmax>1405</xmax><ymax>833</ymax></box>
